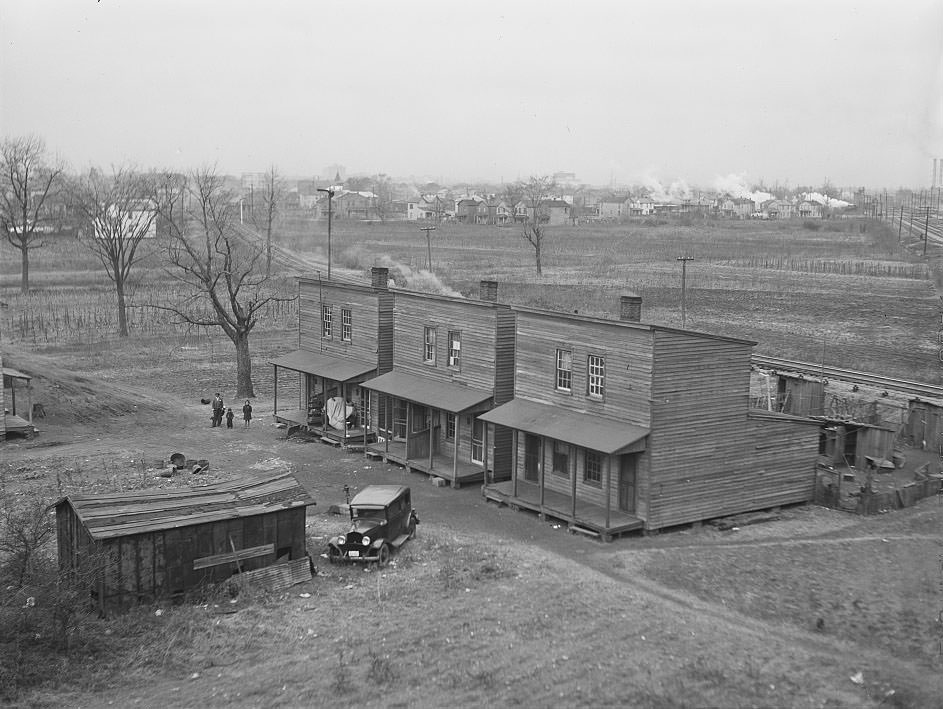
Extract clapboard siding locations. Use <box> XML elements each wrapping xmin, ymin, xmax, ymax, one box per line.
<box><xmin>377</xmin><ymin>291</ymin><xmax>395</xmax><ymax>374</ymax></box>
<box><xmin>494</xmin><ymin>309</ymin><xmax>516</xmax><ymax>405</ymax></box>
<box><xmin>513</xmin><ymin>310</ymin><xmax>653</xmax><ymax>427</ymax></box>
<box><xmin>393</xmin><ymin>291</ymin><xmax>500</xmax><ymax>392</ymax></box>
<box><xmin>299</xmin><ymin>279</ymin><xmax>381</xmax><ymax>364</ymax></box>
<box><xmin>645</xmin><ymin>331</ymin><xmax>755</xmax><ymax>529</ymax></box>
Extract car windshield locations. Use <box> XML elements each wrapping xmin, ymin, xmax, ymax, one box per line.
<box><xmin>351</xmin><ymin>506</ymin><xmax>385</xmax><ymax>521</ymax></box>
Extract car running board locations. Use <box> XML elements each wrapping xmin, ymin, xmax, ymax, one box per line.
<box><xmin>390</xmin><ymin>534</ymin><xmax>410</xmax><ymax>548</ymax></box>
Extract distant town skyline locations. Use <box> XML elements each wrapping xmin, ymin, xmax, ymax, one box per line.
<box><xmin>2</xmin><ymin>1</ymin><xmax>942</xmax><ymax>189</ymax></box>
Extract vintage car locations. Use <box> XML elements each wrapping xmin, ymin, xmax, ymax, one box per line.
<box><xmin>327</xmin><ymin>485</ymin><xmax>419</xmax><ymax>565</ymax></box>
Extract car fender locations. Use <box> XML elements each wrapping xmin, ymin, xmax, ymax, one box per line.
<box><xmin>369</xmin><ymin>538</ymin><xmax>386</xmax><ymax>550</ymax></box>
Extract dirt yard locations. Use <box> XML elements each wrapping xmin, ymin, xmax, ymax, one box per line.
<box><xmin>2</xmin><ymin>346</ymin><xmax>943</xmax><ymax>708</ymax></box>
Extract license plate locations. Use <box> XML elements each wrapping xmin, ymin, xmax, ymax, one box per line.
<box><xmin>348</xmin><ymin>550</ymin><xmax>360</xmax><ymax>558</ymax></box>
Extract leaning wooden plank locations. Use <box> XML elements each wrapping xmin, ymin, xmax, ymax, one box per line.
<box><xmin>235</xmin><ymin>557</ymin><xmax>312</xmax><ymax>593</ymax></box>
<box><xmin>193</xmin><ymin>543</ymin><xmax>275</xmax><ymax>570</ymax></box>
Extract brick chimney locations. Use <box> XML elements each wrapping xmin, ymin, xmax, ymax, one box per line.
<box><xmin>479</xmin><ymin>280</ymin><xmax>499</xmax><ymax>302</ymax></box>
<box><xmin>371</xmin><ymin>267</ymin><xmax>390</xmax><ymax>290</ymax></box>
<box><xmin>619</xmin><ymin>294</ymin><xmax>642</xmax><ymax>322</ymax></box>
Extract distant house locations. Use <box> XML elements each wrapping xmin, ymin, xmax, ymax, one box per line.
<box><xmin>628</xmin><ymin>194</ymin><xmax>655</xmax><ymax>216</ymax></box>
<box><xmin>93</xmin><ymin>200</ymin><xmax>158</xmax><ymax>240</ymax></box>
<box><xmin>764</xmin><ymin>199</ymin><xmax>795</xmax><ymax>219</ymax></box>
<box><xmin>732</xmin><ymin>198</ymin><xmax>755</xmax><ymax>219</ymax></box>
<box><xmin>484</xmin><ymin>197</ymin><xmax>513</xmax><ymax>225</ymax></box>
<box><xmin>798</xmin><ymin>200</ymin><xmax>823</xmax><ymax>219</ymax></box>
<box><xmin>327</xmin><ymin>191</ymin><xmax>379</xmax><ymax>221</ymax></box>
<box><xmin>515</xmin><ymin>198</ymin><xmax>570</xmax><ymax>226</ymax></box>
<box><xmin>598</xmin><ymin>196</ymin><xmax>629</xmax><ymax>219</ymax></box>
<box><xmin>407</xmin><ymin>195</ymin><xmax>442</xmax><ymax>221</ymax></box>
<box><xmin>455</xmin><ymin>197</ymin><xmax>487</xmax><ymax>224</ymax></box>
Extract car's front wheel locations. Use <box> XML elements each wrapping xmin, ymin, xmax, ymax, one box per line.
<box><xmin>328</xmin><ymin>546</ymin><xmax>342</xmax><ymax>564</ymax></box>
<box><xmin>377</xmin><ymin>543</ymin><xmax>391</xmax><ymax>566</ymax></box>
<box><xmin>406</xmin><ymin>519</ymin><xmax>417</xmax><ymax>539</ymax></box>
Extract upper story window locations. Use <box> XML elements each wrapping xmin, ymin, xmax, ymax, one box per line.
<box><xmin>423</xmin><ymin>326</ymin><xmax>436</xmax><ymax>364</ymax></box>
<box><xmin>321</xmin><ymin>305</ymin><xmax>333</xmax><ymax>338</ymax></box>
<box><xmin>448</xmin><ymin>330</ymin><xmax>461</xmax><ymax>368</ymax></box>
<box><xmin>555</xmin><ymin>349</ymin><xmax>572</xmax><ymax>392</ymax></box>
<box><xmin>587</xmin><ymin>355</ymin><xmax>605</xmax><ymax>399</ymax></box>
<box><xmin>341</xmin><ymin>308</ymin><xmax>352</xmax><ymax>341</ymax></box>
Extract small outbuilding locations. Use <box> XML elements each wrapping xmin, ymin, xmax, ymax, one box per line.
<box><xmin>55</xmin><ymin>471</ymin><xmax>315</xmax><ymax>614</ymax></box>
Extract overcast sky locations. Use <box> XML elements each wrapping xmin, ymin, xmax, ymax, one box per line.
<box><xmin>2</xmin><ymin>0</ymin><xmax>942</xmax><ymax>189</ymax></box>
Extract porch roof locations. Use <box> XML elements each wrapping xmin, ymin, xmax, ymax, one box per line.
<box><xmin>269</xmin><ymin>349</ymin><xmax>376</xmax><ymax>382</ymax></box>
<box><xmin>479</xmin><ymin>398</ymin><xmax>649</xmax><ymax>455</ymax></box>
<box><xmin>361</xmin><ymin>370</ymin><xmax>492</xmax><ymax>413</ymax></box>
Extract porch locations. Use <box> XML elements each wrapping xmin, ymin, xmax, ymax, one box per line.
<box><xmin>272</xmin><ymin>407</ymin><xmax>375</xmax><ymax>449</ymax></box>
<box><xmin>483</xmin><ymin>480</ymin><xmax>644</xmax><ymax>541</ymax></box>
<box><xmin>366</xmin><ymin>439</ymin><xmax>486</xmax><ymax>488</ymax></box>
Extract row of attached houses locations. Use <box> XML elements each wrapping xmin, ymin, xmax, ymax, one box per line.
<box><xmin>270</xmin><ymin>268</ymin><xmax>820</xmax><ymax>540</ymax></box>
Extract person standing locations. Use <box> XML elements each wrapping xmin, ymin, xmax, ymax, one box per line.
<box><xmin>212</xmin><ymin>393</ymin><xmax>224</xmax><ymax>427</ymax></box>
<box><xmin>242</xmin><ymin>400</ymin><xmax>253</xmax><ymax>428</ymax></box>
<box><xmin>225</xmin><ymin>407</ymin><xmax>234</xmax><ymax>429</ymax></box>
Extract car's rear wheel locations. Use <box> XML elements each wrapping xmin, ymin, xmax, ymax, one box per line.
<box><xmin>377</xmin><ymin>543</ymin><xmax>391</xmax><ymax>566</ymax></box>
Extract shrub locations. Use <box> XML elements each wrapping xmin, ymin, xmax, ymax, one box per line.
<box><xmin>802</xmin><ymin>220</ymin><xmax>821</xmax><ymax>231</ymax></box>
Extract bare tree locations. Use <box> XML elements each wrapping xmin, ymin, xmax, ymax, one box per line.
<box><xmin>248</xmin><ymin>165</ymin><xmax>282</xmax><ymax>275</ymax></box>
<box><xmin>0</xmin><ymin>136</ymin><xmax>65</xmax><ymax>294</ymax></box>
<box><xmin>71</xmin><ymin>167</ymin><xmax>158</xmax><ymax>336</ymax></box>
<box><xmin>154</xmin><ymin>167</ymin><xmax>293</xmax><ymax>398</ymax></box>
<box><xmin>519</xmin><ymin>175</ymin><xmax>555</xmax><ymax>276</ymax></box>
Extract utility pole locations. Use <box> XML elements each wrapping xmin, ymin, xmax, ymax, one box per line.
<box><xmin>925</xmin><ymin>200</ymin><xmax>931</xmax><ymax>256</ymax></box>
<box><xmin>898</xmin><ymin>200</ymin><xmax>903</xmax><ymax>241</ymax></box>
<box><xmin>317</xmin><ymin>187</ymin><xmax>335</xmax><ymax>279</ymax></box>
<box><xmin>420</xmin><ymin>225</ymin><xmax>436</xmax><ymax>271</ymax></box>
<box><xmin>677</xmin><ymin>256</ymin><xmax>695</xmax><ymax>329</ymax></box>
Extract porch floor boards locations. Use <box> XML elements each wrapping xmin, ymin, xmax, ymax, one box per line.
<box><xmin>366</xmin><ymin>439</ymin><xmax>485</xmax><ymax>488</ymax></box>
<box><xmin>483</xmin><ymin>480</ymin><xmax>644</xmax><ymax>539</ymax></box>
<box><xmin>273</xmin><ymin>409</ymin><xmax>372</xmax><ymax>447</ymax></box>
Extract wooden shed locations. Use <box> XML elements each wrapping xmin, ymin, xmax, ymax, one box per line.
<box><xmin>904</xmin><ymin>398</ymin><xmax>943</xmax><ymax>451</ymax></box>
<box><xmin>55</xmin><ymin>472</ymin><xmax>314</xmax><ymax>614</ymax></box>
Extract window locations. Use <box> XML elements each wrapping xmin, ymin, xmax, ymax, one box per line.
<box><xmin>471</xmin><ymin>418</ymin><xmax>484</xmax><ymax>464</ymax></box>
<box><xmin>587</xmin><ymin>355</ymin><xmax>605</xmax><ymax>399</ymax></box>
<box><xmin>448</xmin><ymin>330</ymin><xmax>461</xmax><ymax>368</ymax></box>
<box><xmin>584</xmin><ymin>450</ymin><xmax>602</xmax><ymax>486</ymax></box>
<box><xmin>552</xmin><ymin>440</ymin><xmax>570</xmax><ymax>476</ymax></box>
<box><xmin>341</xmin><ymin>308</ymin><xmax>352</xmax><ymax>341</ymax></box>
<box><xmin>321</xmin><ymin>304</ymin><xmax>333</xmax><ymax>337</ymax></box>
<box><xmin>555</xmin><ymin>349</ymin><xmax>572</xmax><ymax>392</ymax></box>
<box><xmin>423</xmin><ymin>326</ymin><xmax>436</xmax><ymax>364</ymax></box>
<box><xmin>446</xmin><ymin>413</ymin><xmax>456</xmax><ymax>441</ymax></box>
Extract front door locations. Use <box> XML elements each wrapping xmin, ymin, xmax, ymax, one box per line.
<box><xmin>619</xmin><ymin>454</ymin><xmax>637</xmax><ymax>513</ymax></box>
<box><xmin>524</xmin><ymin>434</ymin><xmax>540</xmax><ymax>482</ymax></box>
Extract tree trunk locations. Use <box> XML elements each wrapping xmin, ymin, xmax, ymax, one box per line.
<box><xmin>20</xmin><ymin>244</ymin><xmax>30</xmax><ymax>294</ymax></box>
<box><xmin>234</xmin><ymin>331</ymin><xmax>255</xmax><ymax>399</ymax></box>
<box><xmin>116</xmin><ymin>280</ymin><xmax>129</xmax><ymax>337</ymax></box>
<box><xmin>535</xmin><ymin>239</ymin><xmax>542</xmax><ymax>276</ymax></box>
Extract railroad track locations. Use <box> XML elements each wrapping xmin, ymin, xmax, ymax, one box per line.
<box><xmin>752</xmin><ymin>354</ymin><xmax>943</xmax><ymax>400</ymax></box>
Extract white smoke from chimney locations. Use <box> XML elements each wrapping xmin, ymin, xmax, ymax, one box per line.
<box><xmin>712</xmin><ymin>172</ymin><xmax>773</xmax><ymax>210</ymax></box>
<box><xmin>376</xmin><ymin>255</ymin><xmax>463</xmax><ymax>298</ymax></box>
<box><xmin>640</xmin><ymin>175</ymin><xmax>693</xmax><ymax>202</ymax></box>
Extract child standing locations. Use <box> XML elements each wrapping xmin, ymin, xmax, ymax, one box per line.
<box><xmin>225</xmin><ymin>407</ymin><xmax>234</xmax><ymax>429</ymax></box>
<box><xmin>242</xmin><ymin>400</ymin><xmax>253</xmax><ymax>428</ymax></box>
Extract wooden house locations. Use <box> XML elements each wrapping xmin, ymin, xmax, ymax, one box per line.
<box><xmin>904</xmin><ymin>398</ymin><xmax>943</xmax><ymax>449</ymax></box>
<box><xmin>55</xmin><ymin>472</ymin><xmax>314</xmax><ymax>614</ymax></box>
<box><xmin>2</xmin><ymin>358</ymin><xmax>35</xmax><ymax>440</ymax></box>
<box><xmin>818</xmin><ymin>419</ymin><xmax>896</xmax><ymax>470</ymax></box>
<box><xmin>269</xmin><ymin>267</ymin><xmax>394</xmax><ymax>447</ymax></box>
<box><xmin>362</xmin><ymin>281</ymin><xmax>516</xmax><ymax>488</ymax></box>
<box><xmin>481</xmin><ymin>294</ymin><xmax>821</xmax><ymax>538</ymax></box>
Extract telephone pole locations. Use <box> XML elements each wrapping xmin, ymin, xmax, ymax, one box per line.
<box><xmin>420</xmin><ymin>225</ymin><xmax>436</xmax><ymax>271</ymax></box>
<box><xmin>677</xmin><ymin>256</ymin><xmax>695</xmax><ymax>329</ymax></box>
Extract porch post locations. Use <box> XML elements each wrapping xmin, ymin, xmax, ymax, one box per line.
<box><xmin>453</xmin><ymin>414</ymin><xmax>460</xmax><ymax>480</ymax></box>
<box><xmin>385</xmin><ymin>396</ymin><xmax>390</xmax><ymax>454</ymax></box>
<box><xmin>570</xmin><ymin>445</ymin><xmax>577</xmax><ymax>520</ymax></box>
<box><xmin>482</xmin><ymin>419</ymin><xmax>489</xmax><ymax>484</ymax></box>
<box><xmin>362</xmin><ymin>390</ymin><xmax>368</xmax><ymax>458</ymax></box>
<box><xmin>27</xmin><ymin>379</ymin><xmax>32</xmax><ymax>424</ymax></box>
<box><xmin>11</xmin><ymin>378</ymin><xmax>16</xmax><ymax>415</ymax></box>
<box><xmin>429</xmin><ymin>409</ymin><xmax>435</xmax><ymax>471</ymax></box>
<box><xmin>404</xmin><ymin>404</ymin><xmax>411</xmax><ymax>465</ymax></box>
<box><xmin>321</xmin><ymin>378</ymin><xmax>327</xmax><ymax>437</ymax></box>
<box><xmin>273</xmin><ymin>366</ymin><xmax>278</xmax><ymax>418</ymax></box>
<box><xmin>511</xmin><ymin>429</ymin><xmax>518</xmax><ymax>497</ymax></box>
<box><xmin>539</xmin><ymin>437</ymin><xmax>545</xmax><ymax>508</ymax></box>
<box><xmin>605</xmin><ymin>454</ymin><xmax>612</xmax><ymax>529</ymax></box>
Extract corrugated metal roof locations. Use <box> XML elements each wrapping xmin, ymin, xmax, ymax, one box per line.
<box><xmin>269</xmin><ymin>349</ymin><xmax>376</xmax><ymax>381</ymax></box>
<box><xmin>59</xmin><ymin>472</ymin><xmax>314</xmax><ymax>540</ymax></box>
<box><xmin>362</xmin><ymin>370</ymin><xmax>492</xmax><ymax>412</ymax></box>
<box><xmin>479</xmin><ymin>398</ymin><xmax>649</xmax><ymax>455</ymax></box>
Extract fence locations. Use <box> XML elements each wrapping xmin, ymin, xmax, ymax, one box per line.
<box><xmin>815</xmin><ymin>466</ymin><xmax>942</xmax><ymax>514</ymax></box>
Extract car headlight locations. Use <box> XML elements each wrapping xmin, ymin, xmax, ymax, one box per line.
<box><xmin>335</xmin><ymin>535</ymin><xmax>346</xmax><ymax>545</ymax></box>
<box><xmin>362</xmin><ymin>536</ymin><xmax>371</xmax><ymax>546</ymax></box>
